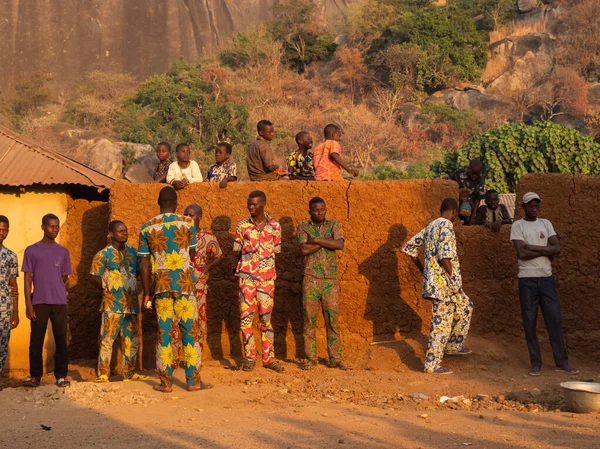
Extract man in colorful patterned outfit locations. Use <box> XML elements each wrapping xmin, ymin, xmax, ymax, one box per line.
<box><xmin>234</xmin><ymin>190</ymin><xmax>284</xmax><ymax>372</ymax></box>
<box><xmin>287</xmin><ymin>131</ymin><xmax>315</xmax><ymax>180</ymax></box>
<box><xmin>402</xmin><ymin>198</ymin><xmax>473</xmax><ymax>375</ymax></box>
<box><xmin>0</xmin><ymin>215</ymin><xmax>19</xmax><ymax>387</ymax></box>
<box><xmin>139</xmin><ymin>186</ymin><xmax>210</xmax><ymax>392</ymax></box>
<box><xmin>297</xmin><ymin>197</ymin><xmax>347</xmax><ymax>370</ymax></box>
<box><xmin>91</xmin><ymin>220</ymin><xmax>148</xmax><ymax>383</ymax></box>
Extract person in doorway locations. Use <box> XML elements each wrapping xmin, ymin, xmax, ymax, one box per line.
<box><xmin>297</xmin><ymin>197</ymin><xmax>346</xmax><ymax>370</ymax></box>
<box><xmin>474</xmin><ymin>189</ymin><xmax>512</xmax><ymax>231</ymax></box>
<box><xmin>22</xmin><ymin>214</ymin><xmax>72</xmax><ymax>387</ymax></box>
<box><xmin>510</xmin><ymin>192</ymin><xmax>578</xmax><ymax>376</ymax></box>
<box><xmin>246</xmin><ymin>120</ymin><xmax>286</xmax><ymax>181</ymax></box>
<box><xmin>166</xmin><ymin>143</ymin><xmax>203</xmax><ymax>189</ymax></box>
<box><xmin>448</xmin><ymin>159</ymin><xmax>485</xmax><ymax>225</ymax></box>
<box><xmin>91</xmin><ymin>220</ymin><xmax>148</xmax><ymax>383</ymax></box>
<box><xmin>402</xmin><ymin>198</ymin><xmax>473</xmax><ymax>375</ymax></box>
<box><xmin>0</xmin><ymin>215</ymin><xmax>19</xmax><ymax>388</ymax></box>
<box><xmin>206</xmin><ymin>142</ymin><xmax>238</xmax><ymax>188</ymax></box>
<box><xmin>139</xmin><ymin>187</ymin><xmax>211</xmax><ymax>392</ymax></box>
<box><xmin>287</xmin><ymin>131</ymin><xmax>315</xmax><ymax>180</ymax></box>
<box><xmin>153</xmin><ymin>142</ymin><xmax>172</xmax><ymax>183</ymax></box>
<box><xmin>233</xmin><ymin>190</ymin><xmax>284</xmax><ymax>372</ymax></box>
<box><xmin>313</xmin><ymin>124</ymin><xmax>359</xmax><ymax>181</ymax></box>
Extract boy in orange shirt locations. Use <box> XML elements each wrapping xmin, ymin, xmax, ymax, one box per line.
<box><xmin>313</xmin><ymin>124</ymin><xmax>358</xmax><ymax>181</ymax></box>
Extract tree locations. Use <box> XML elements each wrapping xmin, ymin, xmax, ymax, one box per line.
<box><xmin>330</xmin><ymin>47</ymin><xmax>371</xmax><ymax>102</ymax></box>
<box><xmin>430</xmin><ymin>121</ymin><xmax>600</xmax><ymax>192</ymax></box>
<box><xmin>541</xmin><ymin>67</ymin><xmax>589</xmax><ymax>120</ymax></box>
<box><xmin>219</xmin><ymin>27</ymin><xmax>282</xmax><ymax>70</ymax></box>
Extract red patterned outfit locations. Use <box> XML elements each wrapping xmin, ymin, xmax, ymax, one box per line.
<box><xmin>233</xmin><ymin>214</ymin><xmax>281</xmax><ymax>365</ymax></box>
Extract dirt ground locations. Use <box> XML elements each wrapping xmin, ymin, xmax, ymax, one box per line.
<box><xmin>1</xmin><ymin>336</ymin><xmax>599</xmax><ymax>449</ymax></box>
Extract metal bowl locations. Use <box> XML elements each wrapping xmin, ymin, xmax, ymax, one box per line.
<box><xmin>560</xmin><ymin>382</ymin><xmax>600</xmax><ymax>413</ymax></box>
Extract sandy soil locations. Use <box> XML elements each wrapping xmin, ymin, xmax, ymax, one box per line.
<box><xmin>1</xmin><ymin>336</ymin><xmax>599</xmax><ymax>449</ymax></box>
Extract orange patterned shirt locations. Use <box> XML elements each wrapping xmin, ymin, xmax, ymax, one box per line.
<box><xmin>233</xmin><ymin>214</ymin><xmax>281</xmax><ymax>281</ymax></box>
<box><xmin>313</xmin><ymin>140</ymin><xmax>343</xmax><ymax>181</ymax></box>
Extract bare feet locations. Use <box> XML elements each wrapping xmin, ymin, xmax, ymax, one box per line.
<box><xmin>153</xmin><ymin>384</ymin><xmax>173</xmax><ymax>393</ymax></box>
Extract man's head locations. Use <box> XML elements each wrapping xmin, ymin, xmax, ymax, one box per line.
<box><xmin>440</xmin><ymin>197</ymin><xmax>459</xmax><ymax>223</ymax></box>
<box><xmin>467</xmin><ymin>159</ymin><xmax>483</xmax><ymax>181</ymax></box>
<box><xmin>184</xmin><ymin>203</ymin><xmax>202</xmax><ymax>227</ymax></box>
<box><xmin>109</xmin><ymin>220</ymin><xmax>128</xmax><ymax>244</ymax></box>
<box><xmin>42</xmin><ymin>213</ymin><xmax>60</xmax><ymax>240</ymax></box>
<box><xmin>156</xmin><ymin>142</ymin><xmax>171</xmax><ymax>161</ymax></box>
<box><xmin>521</xmin><ymin>192</ymin><xmax>542</xmax><ymax>220</ymax></box>
<box><xmin>158</xmin><ymin>186</ymin><xmax>178</xmax><ymax>212</ymax></box>
<box><xmin>324</xmin><ymin>124</ymin><xmax>341</xmax><ymax>142</ymax></box>
<box><xmin>308</xmin><ymin>197</ymin><xmax>326</xmax><ymax>224</ymax></box>
<box><xmin>215</xmin><ymin>142</ymin><xmax>232</xmax><ymax>164</ymax></box>
<box><xmin>484</xmin><ymin>190</ymin><xmax>500</xmax><ymax>210</ymax></box>
<box><xmin>247</xmin><ymin>190</ymin><xmax>266</xmax><ymax>218</ymax></box>
<box><xmin>175</xmin><ymin>143</ymin><xmax>190</xmax><ymax>163</ymax></box>
<box><xmin>0</xmin><ymin>215</ymin><xmax>9</xmax><ymax>244</ymax></box>
<box><xmin>257</xmin><ymin>120</ymin><xmax>275</xmax><ymax>141</ymax></box>
<box><xmin>296</xmin><ymin>131</ymin><xmax>313</xmax><ymax>150</ymax></box>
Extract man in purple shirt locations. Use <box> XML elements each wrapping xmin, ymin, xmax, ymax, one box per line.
<box><xmin>22</xmin><ymin>214</ymin><xmax>72</xmax><ymax>387</ymax></box>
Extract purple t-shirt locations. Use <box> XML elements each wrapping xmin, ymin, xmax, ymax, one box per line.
<box><xmin>22</xmin><ymin>242</ymin><xmax>72</xmax><ymax>305</ymax></box>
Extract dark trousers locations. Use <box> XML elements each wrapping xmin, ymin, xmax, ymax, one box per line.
<box><xmin>518</xmin><ymin>276</ymin><xmax>568</xmax><ymax>369</ymax></box>
<box><xmin>29</xmin><ymin>304</ymin><xmax>68</xmax><ymax>381</ymax></box>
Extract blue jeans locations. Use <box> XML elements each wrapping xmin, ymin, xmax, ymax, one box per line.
<box><xmin>518</xmin><ymin>276</ymin><xmax>568</xmax><ymax>369</ymax></box>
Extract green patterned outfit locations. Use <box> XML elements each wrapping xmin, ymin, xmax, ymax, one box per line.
<box><xmin>297</xmin><ymin>219</ymin><xmax>344</xmax><ymax>363</ymax></box>
<box><xmin>138</xmin><ymin>213</ymin><xmax>201</xmax><ymax>387</ymax></box>
<box><xmin>90</xmin><ymin>244</ymin><xmax>140</xmax><ymax>378</ymax></box>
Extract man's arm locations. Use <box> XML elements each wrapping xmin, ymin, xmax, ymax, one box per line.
<box><xmin>261</xmin><ymin>144</ymin><xmax>279</xmax><ymax>173</ymax></box>
<box><xmin>300</xmin><ymin>243</ymin><xmax>322</xmax><ymax>256</ymax></box>
<box><xmin>9</xmin><ymin>277</ymin><xmax>19</xmax><ymax>328</ymax></box>
<box><xmin>308</xmin><ymin>237</ymin><xmax>344</xmax><ymax>251</ymax></box>
<box><xmin>91</xmin><ymin>276</ymin><xmax>103</xmax><ymax>288</ymax></box>
<box><xmin>524</xmin><ymin>235</ymin><xmax>560</xmax><ymax>257</ymax></box>
<box><xmin>440</xmin><ymin>258</ymin><xmax>453</xmax><ymax>276</ymax></box>
<box><xmin>512</xmin><ymin>240</ymin><xmax>547</xmax><ymax>260</ymax></box>
<box><xmin>468</xmin><ymin>199</ymin><xmax>481</xmax><ymax>225</ymax></box>
<box><xmin>410</xmin><ymin>256</ymin><xmax>425</xmax><ymax>274</ymax></box>
<box><xmin>139</xmin><ymin>256</ymin><xmax>152</xmax><ymax>309</ymax></box>
<box><xmin>330</xmin><ymin>153</ymin><xmax>359</xmax><ymax>177</ymax></box>
<box><xmin>24</xmin><ymin>272</ymin><xmax>36</xmax><ymax>320</ymax></box>
<box><xmin>500</xmin><ymin>205</ymin><xmax>513</xmax><ymax>225</ymax></box>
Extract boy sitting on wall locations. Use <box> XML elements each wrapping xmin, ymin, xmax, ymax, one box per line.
<box><xmin>474</xmin><ymin>190</ymin><xmax>512</xmax><ymax>232</ymax></box>
<box><xmin>206</xmin><ymin>142</ymin><xmax>238</xmax><ymax>188</ymax></box>
<box><xmin>313</xmin><ymin>124</ymin><xmax>359</xmax><ymax>181</ymax></box>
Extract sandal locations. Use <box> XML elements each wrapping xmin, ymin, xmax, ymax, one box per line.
<box><xmin>153</xmin><ymin>384</ymin><xmax>173</xmax><ymax>393</ymax></box>
<box><xmin>529</xmin><ymin>366</ymin><xmax>542</xmax><ymax>376</ymax></box>
<box><xmin>446</xmin><ymin>347</ymin><xmax>472</xmax><ymax>356</ymax></box>
<box><xmin>427</xmin><ymin>367</ymin><xmax>453</xmax><ymax>375</ymax></box>
<box><xmin>240</xmin><ymin>360</ymin><xmax>255</xmax><ymax>372</ymax></box>
<box><xmin>188</xmin><ymin>381</ymin><xmax>214</xmax><ymax>392</ymax></box>
<box><xmin>23</xmin><ymin>377</ymin><xmax>40</xmax><ymax>387</ymax></box>
<box><xmin>56</xmin><ymin>378</ymin><xmax>71</xmax><ymax>387</ymax></box>
<box><xmin>124</xmin><ymin>373</ymin><xmax>149</xmax><ymax>382</ymax></box>
<box><xmin>329</xmin><ymin>360</ymin><xmax>349</xmax><ymax>371</ymax></box>
<box><xmin>264</xmin><ymin>361</ymin><xmax>285</xmax><ymax>373</ymax></box>
<box><xmin>303</xmin><ymin>359</ymin><xmax>317</xmax><ymax>371</ymax></box>
<box><xmin>556</xmin><ymin>366</ymin><xmax>579</xmax><ymax>375</ymax></box>
<box><xmin>95</xmin><ymin>375</ymin><xmax>109</xmax><ymax>383</ymax></box>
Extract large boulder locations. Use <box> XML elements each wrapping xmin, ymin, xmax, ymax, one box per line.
<box><xmin>588</xmin><ymin>83</ymin><xmax>600</xmax><ymax>109</ymax></box>
<box><xmin>125</xmin><ymin>147</ymin><xmax>159</xmax><ymax>183</ymax></box>
<box><xmin>425</xmin><ymin>87</ymin><xmax>514</xmax><ymax>122</ymax></box>
<box><xmin>485</xmin><ymin>33</ymin><xmax>555</xmax><ymax>95</ymax></box>
<box><xmin>518</xmin><ymin>0</ymin><xmax>537</xmax><ymax>13</ymax></box>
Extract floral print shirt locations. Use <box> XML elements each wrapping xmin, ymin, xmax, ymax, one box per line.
<box><xmin>402</xmin><ymin>217</ymin><xmax>463</xmax><ymax>302</ymax></box>
<box><xmin>297</xmin><ymin>219</ymin><xmax>343</xmax><ymax>279</ymax></box>
<box><xmin>287</xmin><ymin>150</ymin><xmax>315</xmax><ymax>178</ymax></box>
<box><xmin>91</xmin><ymin>245</ymin><xmax>139</xmax><ymax>314</ymax></box>
<box><xmin>0</xmin><ymin>246</ymin><xmax>18</xmax><ymax>312</ymax></box>
<box><xmin>233</xmin><ymin>214</ymin><xmax>281</xmax><ymax>282</ymax></box>
<box><xmin>207</xmin><ymin>159</ymin><xmax>237</xmax><ymax>183</ymax></box>
<box><xmin>153</xmin><ymin>159</ymin><xmax>172</xmax><ymax>182</ymax></box>
<box><xmin>191</xmin><ymin>229</ymin><xmax>223</xmax><ymax>286</ymax></box>
<box><xmin>138</xmin><ymin>213</ymin><xmax>197</xmax><ymax>295</ymax></box>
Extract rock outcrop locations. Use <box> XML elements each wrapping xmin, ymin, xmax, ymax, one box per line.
<box><xmin>425</xmin><ymin>87</ymin><xmax>514</xmax><ymax>123</ymax></box>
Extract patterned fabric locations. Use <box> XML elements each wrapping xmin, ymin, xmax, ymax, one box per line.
<box><xmin>239</xmin><ymin>278</ymin><xmax>275</xmax><ymax>364</ymax></box>
<box><xmin>287</xmin><ymin>150</ymin><xmax>315</xmax><ymax>178</ymax></box>
<box><xmin>303</xmin><ymin>277</ymin><xmax>341</xmax><ymax>363</ymax></box>
<box><xmin>449</xmin><ymin>168</ymin><xmax>485</xmax><ymax>202</ymax></box>
<box><xmin>0</xmin><ymin>310</ymin><xmax>11</xmax><ymax>374</ymax></box>
<box><xmin>424</xmin><ymin>293</ymin><xmax>473</xmax><ymax>373</ymax></box>
<box><xmin>138</xmin><ymin>213</ymin><xmax>197</xmax><ymax>295</ymax></box>
<box><xmin>153</xmin><ymin>159</ymin><xmax>172</xmax><ymax>182</ymax></box>
<box><xmin>233</xmin><ymin>215</ymin><xmax>281</xmax><ymax>282</ymax></box>
<box><xmin>0</xmin><ymin>246</ymin><xmax>18</xmax><ymax>312</ymax></box>
<box><xmin>97</xmin><ymin>312</ymin><xmax>139</xmax><ymax>378</ymax></box>
<box><xmin>191</xmin><ymin>230</ymin><xmax>223</xmax><ymax>283</ymax></box>
<box><xmin>207</xmin><ymin>159</ymin><xmax>237</xmax><ymax>183</ymax></box>
<box><xmin>297</xmin><ymin>219</ymin><xmax>343</xmax><ymax>279</ymax></box>
<box><xmin>91</xmin><ymin>245</ymin><xmax>139</xmax><ymax>314</ymax></box>
<box><xmin>313</xmin><ymin>140</ymin><xmax>343</xmax><ymax>181</ymax></box>
<box><xmin>402</xmin><ymin>218</ymin><xmax>462</xmax><ymax>302</ymax></box>
<box><xmin>155</xmin><ymin>291</ymin><xmax>202</xmax><ymax>386</ymax></box>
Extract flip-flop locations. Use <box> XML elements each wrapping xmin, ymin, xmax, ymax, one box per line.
<box><xmin>95</xmin><ymin>375</ymin><xmax>109</xmax><ymax>383</ymax></box>
<box><xmin>153</xmin><ymin>384</ymin><xmax>173</xmax><ymax>393</ymax></box>
<box><xmin>124</xmin><ymin>373</ymin><xmax>149</xmax><ymax>382</ymax></box>
<box><xmin>187</xmin><ymin>381</ymin><xmax>214</xmax><ymax>392</ymax></box>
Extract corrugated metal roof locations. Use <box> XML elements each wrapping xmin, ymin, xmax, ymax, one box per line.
<box><xmin>499</xmin><ymin>193</ymin><xmax>516</xmax><ymax>218</ymax></box>
<box><xmin>0</xmin><ymin>126</ymin><xmax>114</xmax><ymax>190</ymax></box>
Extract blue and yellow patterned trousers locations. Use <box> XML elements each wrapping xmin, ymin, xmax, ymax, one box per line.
<box><xmin>97</xmin><ymin>312</ymin><xmax>139</xmax><ymax>378</ymax></box>
<box><xmin>0</xmin><ymin>309</ymin><xmax>12</xmax><ymax>374</ymax></box>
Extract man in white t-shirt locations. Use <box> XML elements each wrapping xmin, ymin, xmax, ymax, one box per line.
<box><xmin>510</xmin><ymin>192</ymin><xmax>578</xmax><ymax>377</ymax></box>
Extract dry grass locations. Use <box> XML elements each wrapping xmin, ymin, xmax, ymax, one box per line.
<box><xmin>489</xmin><ymin>15</ymin><xmax>550</xmax><ymax>44</ymax></box>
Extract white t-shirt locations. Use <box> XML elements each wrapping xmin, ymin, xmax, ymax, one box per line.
<box><xmin>166</xmin><ymin>160</ymin><xmax>203</xmax><ymax>184</ymax></box>
<box><xmin>510</xmin><ymin>218</ymin><xmax>557</xmax><ymax>278</ymax></box>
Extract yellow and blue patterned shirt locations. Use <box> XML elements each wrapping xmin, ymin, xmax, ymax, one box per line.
<box><xmin>91</xmin><ymin>244</ymin><xmax>139</xmax><ymax>314</ymax></box>
<box><xmin>0</xmin><ymin>246</ymin><xmax>18</xmax><ymax>312</ymax></box>
<box><xmin>138</xmin><ymin>213</ymin><xmax>197</xmax><ymax>295</ymax></box>
<box><xmin>402</xmin><ymin>217</ymin><xmax>462</xmax><ymax>302</ymax></box>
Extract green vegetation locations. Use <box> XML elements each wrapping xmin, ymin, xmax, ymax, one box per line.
<box><xmin>363</xmin><ymin>162</ymin><xmax>429</xmax><ymax>180</ymax></box>
<box><xmin>431</xmin><ymin>122</ymin><xmax>600</xmax><ymax>192</ymax></box>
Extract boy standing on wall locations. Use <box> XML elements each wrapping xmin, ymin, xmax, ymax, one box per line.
<box><xmin>91</xmin><ymin>220</ymin><xmax>149</xmax><ymax>383</ymax></box>
<box><xmin>246</xmin><ymin>120</ymin><xmax>287</xmax><ymax>181</ymax></box>
<box><xmin>0</xmin><ymin>216</ymin><xmax>19</xmax><ymax>388</ymax></box>
<box><xmin>22</xmin><ymin>214</ymin><xmax>72</xmax><ymax>387</ymax></box>
<box><xmin>297</xmin><ymin>198</ymin><xmax>347</xmax><ymax>370</ymax></box>
<box><xmin>402</xmin><ymin>198</ymin><xmax>473</xmax><ymax>375</ymax></box>
<box><xmin>510</xmin><ymin>192</ymin><xmax>578</xmax><ymax>376</ymax></box>
<box><xmin>233</xmin><ymin>190</ymin><xmax>284</xmax><ymax>373</ymax></box>
<box><xmin>313</xmin><ymin>124</ymin><xmax>359</xmax><ymax>181</ymax></box>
